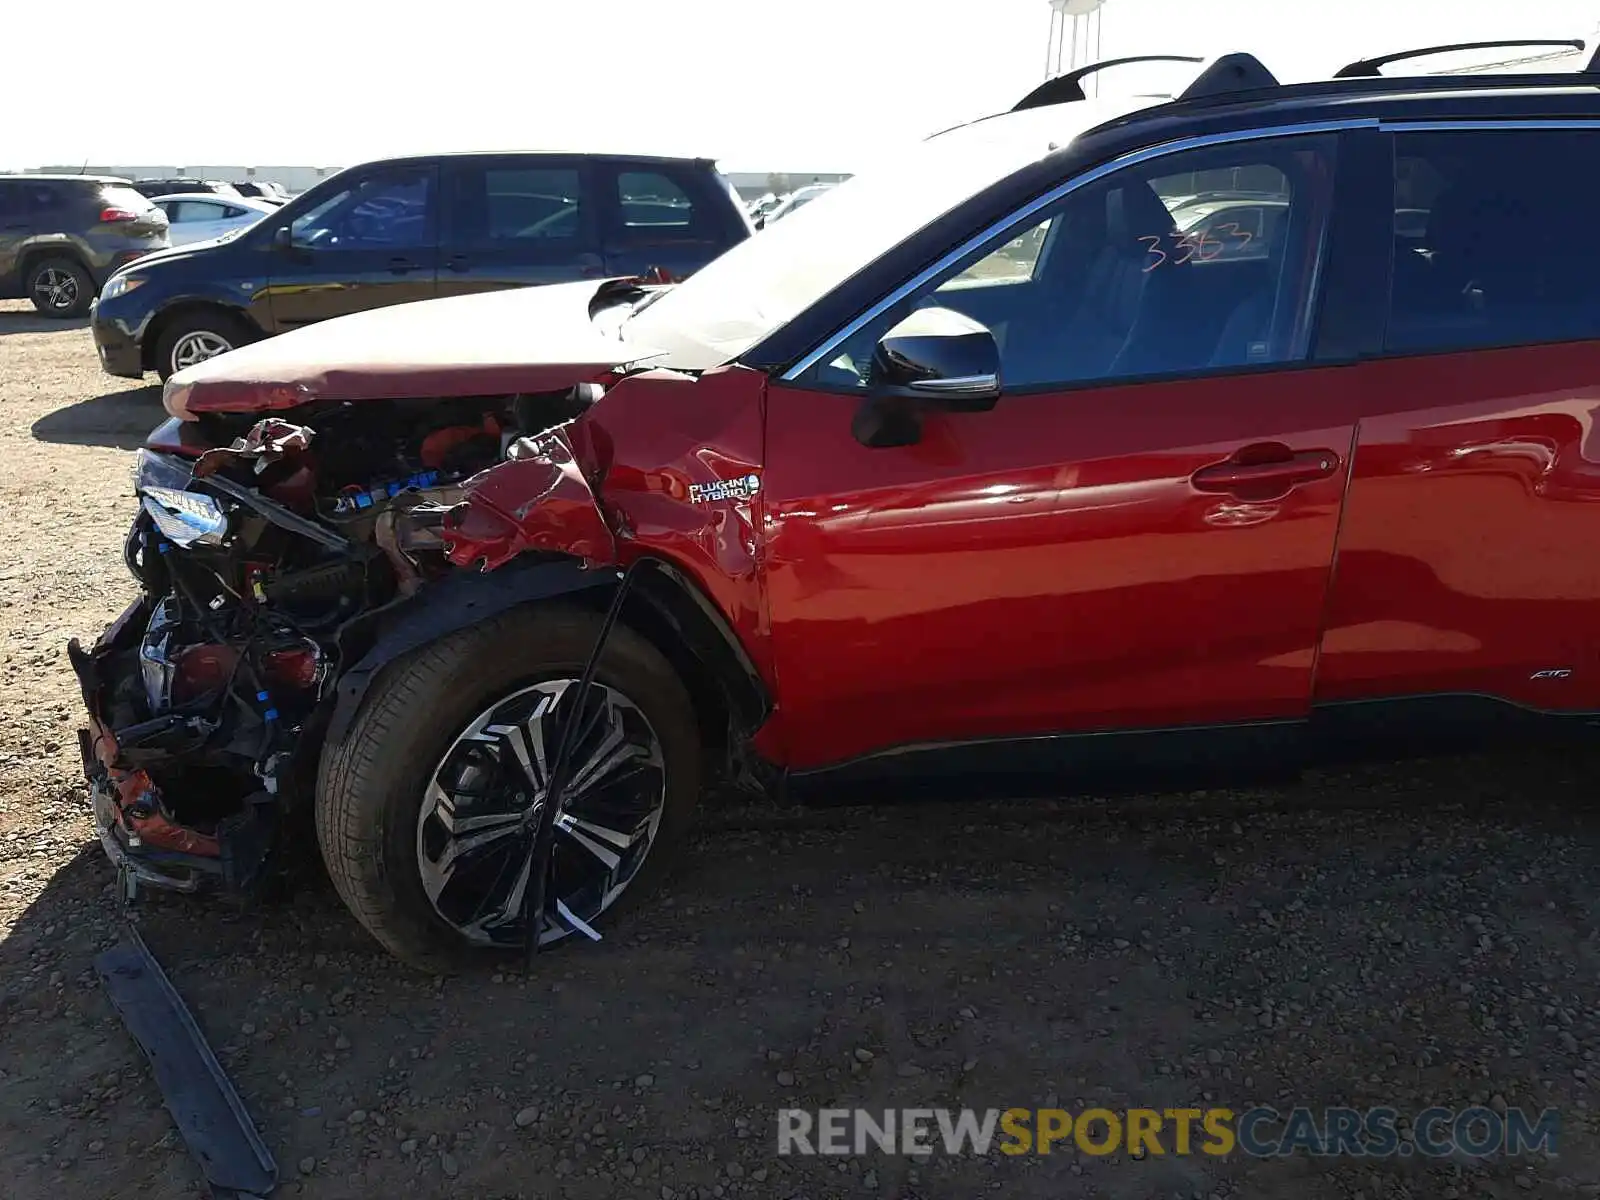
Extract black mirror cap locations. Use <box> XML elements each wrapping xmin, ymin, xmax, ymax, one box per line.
<box><xmin>272</xmin><ymin>225</ymin><xmax>294</xmax><ymax>250</ymax></box>
<box><xmin>870</xmin><ymin>305</ymin><xmax>1001</xmax><ymax>408</ymax></box>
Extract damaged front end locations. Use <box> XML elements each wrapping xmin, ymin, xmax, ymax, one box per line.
<box><xmin>70</xmin><ymin>390</ymin><xmax>611</xmax><ymax>900</ymax></box>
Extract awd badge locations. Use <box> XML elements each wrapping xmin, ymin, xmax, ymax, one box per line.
<box><xmin>689</xmin><ymin>474</ymin><xmax>761</xmax><ymax>505</ymax></box>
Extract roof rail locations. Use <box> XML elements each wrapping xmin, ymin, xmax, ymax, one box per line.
<box><xmin>1012</xmin><ymin>55</ymin><xmax>1202</xmax><ymax>111</ymax></box>
<box><xmin>1334</xmin><ymin>39</ymin><xmax>1585</xmax><ymax>78</ymax></box>
<box><xmin>1177</xmin><ymin>53</ymin><xmax>1281</xmax><ymax>100</ymax></box>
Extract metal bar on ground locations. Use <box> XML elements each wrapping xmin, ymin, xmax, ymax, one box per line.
<box><xmin>95</xmin><ymin>924</ymin><xmax>278</xmax><ymax>1198</ymax></box>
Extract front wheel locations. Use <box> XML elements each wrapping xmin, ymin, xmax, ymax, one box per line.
<box><xmin>316</xmin><ymin>605</ymin><xmax>701</xmax><ymax>972</ymax></box>
<box><xmin>154</xmin><ymin>310</ymin><xmax>254</xmax><ymax>381</ymax></box>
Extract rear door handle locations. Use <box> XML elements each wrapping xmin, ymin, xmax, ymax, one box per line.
<box><xmin>1190</xmin><ymin>447</ymin><xmax>1340</xmax><ymax>495</ymax></box>
<box><xmin>445</xmin><ymin>253</ymin><xmax>470</xmax><ymax>273</ymax></box>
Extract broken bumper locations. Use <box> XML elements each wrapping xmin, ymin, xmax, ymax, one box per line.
<box><xmin>69</xmin><ymin>597</ymin><xmax>261</xmax><ymax>896</ymax></box>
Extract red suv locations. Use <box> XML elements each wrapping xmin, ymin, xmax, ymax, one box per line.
<box><xmin>71</xmin><ymin>43</ymin><xmax>1600</xmax><ymax>970</ymax></box>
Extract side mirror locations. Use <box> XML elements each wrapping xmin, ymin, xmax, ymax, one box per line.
<box><xmin>852</xmin><ymin>307</ymin><xmax>1001</xmax><ymax>449</ymax></box>
<box><xmin>871</xmin><ymin>306</ymin><xmax>1001</xmax><ymax>406</ymax></box>
<box><xmin>272</xmin><ymin>225</ymin><xmax>294</xmax><ymax>251</ymax></box>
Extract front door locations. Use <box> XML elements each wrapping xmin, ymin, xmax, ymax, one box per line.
<box><xmin>761</xmin><ymin>132</ymin><xmax>1356</xmax><ymax>772</ymax></box>
<box><xmin>265</xmin><ymin>163</ymin><xmax>439</xmax><ymax>330</ymax></box>
<box><xmin>437</xmin><ymin>157</ymin><xmax>604</xmax><ymax>297</ymax></box>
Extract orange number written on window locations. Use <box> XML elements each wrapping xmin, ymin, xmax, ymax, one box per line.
<box><xmin>1138</xmin><ymin>221</ymin><xmax>1255</xmax><ymax>272</ymax></box>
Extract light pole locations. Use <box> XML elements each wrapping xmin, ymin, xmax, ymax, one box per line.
<box><xmin>1046</xmin><ymin>0</ymin><xmax>1107</xmax><ymax>85</ymax></box>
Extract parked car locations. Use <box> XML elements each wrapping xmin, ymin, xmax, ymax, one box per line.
<box><xmin>92</xmin><ymin>151</ymin><xmax>754</xmax><ymax>381</ymax></box>
<box><xmin>129</xmin><ymin>178</ymin><xmax>242</xmax><ymax>200</ymax></box>
<box><xmin>72</xmin><ymin>43</ymin><xmax>1600</xmax><ymax>970</ymax></box>
<box><xmin>760</xmin><ymin>183</ymin><xmax>834</xmax><ymax>224</ymax></box>
<box><xmin>746</xmin><ymin>191</ymin><xmax>784</xmax><ymax>224</ymax></box>
<box><xmin>151</xmin><ymin>193</ymin><xmax>277</xmax><ymax>247</ymax></box>
<box><xmin>231</xmin><ymin>181</ymin><xmax>289</xmax><ymax>204</ymax></box>
<box><xmin>0</xmin><ymin>175</ymin><xmax>169</xmax><ymax>317</ymax></box>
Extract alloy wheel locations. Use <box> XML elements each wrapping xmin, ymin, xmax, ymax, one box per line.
<box><xmin>170</xmin><ymin>330</ymin><xmax>233</xmax><ymax>374</ymax></box>
<box><xmin>416</xmin><ymin>679</ymin><xmax>667</xmax><ymax>948</ymax></box>
<box><xmin>32</xmin><ymin>268</ymin><xmax>78</xmax><ymax>311</ymax></box>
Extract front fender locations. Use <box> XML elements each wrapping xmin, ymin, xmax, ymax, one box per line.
<box><xmin>440</xmin><ymin>431</ymin><xmax>615</xmax><ymax>570</ymax></box>
<box><xmin>324</xmin><ymin>558</ymin><xmax>616</xmax><ymax>746</ymax></box>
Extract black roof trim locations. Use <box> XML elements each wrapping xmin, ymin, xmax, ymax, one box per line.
<box><xmin>1012</xmin><ymin>55</ymin><xmax>1203</xmax><ymax>111</ymax></box>
<box><xmin>1177</xmin><ymin>53</ymin><xmax>1281</xmax><ymax>100</ymax></box>
<box><xmin>1335</xmin><ymin>39</ymin><xmax>1586</xmax><ymax>78</ymax></box>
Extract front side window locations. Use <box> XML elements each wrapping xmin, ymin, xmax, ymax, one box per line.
<box><xmin>802</xmin><ymin>134</ymin><xmax>1337</xmax><ymax>392</ymax></box>
<box><xmin>1388</xmin><ymin>129</ymin><xmax>1600</xmax><ymax>354</ymax></box>
<box><xmin>289</xmin><ymin>168</ymin><xmax>434</xmax><ymax>250</ymax></box>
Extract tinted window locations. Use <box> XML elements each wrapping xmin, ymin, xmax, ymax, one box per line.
<box><xmin>618</xmin><ymin>171</ymin><xmax>694</xmax><ymax>229</ymax></box>
<box><xmin>805</xmin><ymin>135</ymin><xmax>1336</xmax><ymax>392</ymax></box>
<box><xmin>172</xmin><ymin>201</ymin><xmax>223</xmax><ymax>222</ymax></box>
<box><xmin>1388</xmin><ymin>129</ymin><xmax>1600</xmax><ymax>354</ymax></box>
<box><xmin>17</xmin><ymin>183</ymin><xmax>63</xmax><ymax>214</ymax></box>
<box><xmin>290</xmin><ymin>168</ymin><xmax>434</xmax><ymax>250</ymax></box>
<box><xmin>493</xmin><ymin>168</ymin><xmax>581</xmax><ymax>238</ymax></box>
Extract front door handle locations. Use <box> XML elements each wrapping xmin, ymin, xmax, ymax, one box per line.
<box><xmin>1190</xmin><ymin>446</ymin><xmax>1340</xmax><ymax>495</ymax></box>
<box><xmin>387</xmin><ymin>257</ymin><xmax>420</xmax><ymax>274</ymax></box>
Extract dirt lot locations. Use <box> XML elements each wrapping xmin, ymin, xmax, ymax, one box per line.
<box><xmin>5</xmin><ymin>298</ymin><xmax>1600</xmax><ymax>1200</ymax></box>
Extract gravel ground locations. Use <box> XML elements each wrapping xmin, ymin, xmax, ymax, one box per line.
<box><xmin>4</xmin><ymin>297</ymin><xmax>1600</xmax><ymax>1200</ymax></box>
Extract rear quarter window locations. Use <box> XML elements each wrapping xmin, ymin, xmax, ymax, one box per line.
<box><xmin>610</xmin><ymin>167</ymin><xmax>731</xmax><ymax>244</ymax></box>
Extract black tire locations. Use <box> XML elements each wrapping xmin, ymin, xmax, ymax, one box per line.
<box><xmin>154</xmin><ymin>309</ymin><xmax>255</xmax><ymax>382</ymax></box>
<box><xmin>26</xmin><ymin>256</ymin><xmax>93</xmax><ymax>318</ymax></box>
<box><xmin>316</xmin><ymin>604</ymin><xmax>702</xmax><ymax>973</ymax></box>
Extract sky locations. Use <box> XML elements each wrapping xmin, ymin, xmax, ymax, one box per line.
<box><xmin>6</xmin><ymin>0</ymin><xmax>1600</xmax><ymax>174</ymax></box>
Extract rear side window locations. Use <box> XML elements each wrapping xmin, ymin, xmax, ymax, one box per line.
<box><xmin>171</xmin><ymin>201</ymin><xmax>222</xmax><ymax>222</ymax></box>
<box><xmin>17</xmin><ymin>183</ymin><xmax>63</xmax><ymax>214</ymax></box>
<box><xmin>1388</xmin><ymin>129</ymin><xmax>1600</xmax><ymax>354</ymax></box>
<box><xmin>445</xmin><ymin>165</ymin><xmax>588</xmax><ymax>244</ymax></box>
<box><xmin>488</xmin><ymin>168</ymin><xmax>583</xmax><ymax>239</ymax></box>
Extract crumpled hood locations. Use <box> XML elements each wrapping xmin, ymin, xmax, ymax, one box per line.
<box><xmin>164</xmin><ymin>281</ymin><xmax>666</xmax><ymax>420</ymax></box>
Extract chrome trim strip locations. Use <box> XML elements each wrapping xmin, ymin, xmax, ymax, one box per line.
<box><xmin>1378</xmin><ymin>118</ymin><xmax>1600</xmax><ymax>131</ymax></box>
<box><xmin>780</xmin><ymin>117</ymin><xmax>1379</xmax><ymax>382</ymax></box>
<box><xmin>908</xmin><ymin>374</ymin><xmax>1000</xmax><ymax>394</ymax></box>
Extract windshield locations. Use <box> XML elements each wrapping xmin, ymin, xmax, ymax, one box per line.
<box><xmin>624</xmin><ymin>99</ymin><xmax>1146</xmax><ymax>370</ymax></box>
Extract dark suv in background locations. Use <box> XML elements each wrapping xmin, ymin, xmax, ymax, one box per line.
<box><xmin>92</xmin><ymin>151</ymin><xmax>754</xmax><ymax>380</ymax></box>
<box><xmin>0</xmin><ymin>176</ymin><xmax>170</xmax><ymax>317</ymax></box>
<box><xmin>128</xmin><ymin>179</ymin><xmax>243</xmax><ymax>200</ymax></box>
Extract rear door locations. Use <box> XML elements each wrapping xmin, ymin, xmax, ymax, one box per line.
<box><xmin>265</xmin><ymin>163</ymin><xmax>439</xmax><ymax>330</ymax></box>
<box><xmin>1313</xmin><ymin>121</ymin><xmax>1600</xmax><ymax>734</ymax></box>
<box><xmin>599</xmin><ymin>162</ymin><xmax>741</xmax><ymax>280</ymax></box>
<box><xmin>436</xmin><ymin>156</ymin><xmax>603</xmax><ymax>296</ymax></box>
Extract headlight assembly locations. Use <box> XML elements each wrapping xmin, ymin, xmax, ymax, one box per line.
<box><xmin>100</xmin><ymin>275</ymin><xmax>147</xmax><ymax>301</ymax></box>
